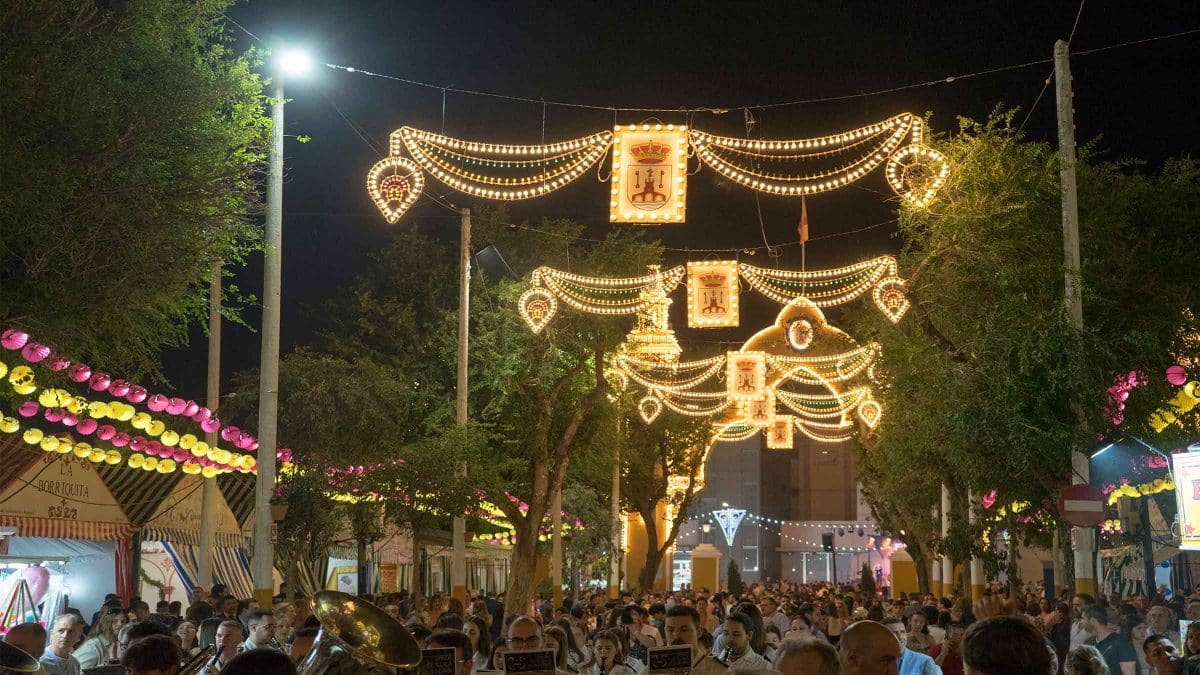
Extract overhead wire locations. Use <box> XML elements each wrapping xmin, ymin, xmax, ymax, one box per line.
<box><xmin>1019</xmin><ymin>0</ymin><xmax>1086</xmax><ymax>132</ymax></box>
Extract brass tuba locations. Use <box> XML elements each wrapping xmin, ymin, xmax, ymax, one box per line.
<box><xmin>297</xmin><ymin>590</ymin><xmax>422</xmax><ymax>675</ymax></box>
<box><xmin>0</xmin><ymin>642</ymin><xmax>40</xmax><ymax>673</ymax></box>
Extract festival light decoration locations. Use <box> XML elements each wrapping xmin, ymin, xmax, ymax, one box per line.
<box><xmin>726</xmin><ymin>351</ymin><xmax>767</xmax><ymax>402</ymax></box>
<box><xmin>622</xmin><ymin>267</ymin><xmax>683</xmax><ymax>363</ymax></box>
<box><xmin>744</xmin><ymin>390</ymin><xmax>776</xmax><ymax>427</ymax></box>
<box><xmin>871</xmin><ymin>277</ymin><xmax>911</xmax><ymax>324</ymax></box>
<box><xmin>524</xmin><ymin>265</ymin><xmax>686</xmax><ymax>318</ymax></box>
<box><xmin>766</xmin><ymin>414</ymin><xmax>795</xmax><ymax>449</ymax></box>
<box><xmin>738</xmin><ymin>256</ymin><xmax>908</xmax><ymax>319</ymax></box>
<box><xmin>686</xmin><ymin>261</ymin><xmax>740</xmax><ymax>328</ymax></box>
<box><xmin>638</xmin><ymin>395</ymin><xmax>663</xmax><ymax>424</ymax></box>
<box><xmin>786</xmin><ymin>318</ymin><xmax>814</xmax><ymax>351</ymax></box>
<box><xmin>517</xmin><ymin>288</ymin><xmax>558</xmax><ymax>334</ymax></box>
<box><xmin>857</xmin><ymin>397</ymin><xmax>883</xmax><ymax>430</ymax></box>
<box><xmin>366</xmin><ymin>155</ymin><xmax>424</xmax><ymax>224</ymax></box>
<box><xmin>712</xmin><ymin>507</ymin><xmax>748</xmax><ymax>547</ymax></box>
<box><xmin>610</xmin><ymin>124</ymin><xmax>688</xmax><ymax>223</ymax></box>
<box><xmin>794</xmin><ymin>418</ymin><xmax>856</xmax><ymax>443</ymax></box>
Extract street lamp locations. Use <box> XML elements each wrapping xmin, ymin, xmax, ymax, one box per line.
<box><xmin>252</xmin><ymin>46</ymin><xmax>312</xmax><ymax>608</ymax></box>
<box><xmin>701</xmin><ymin>519</ymin><xmax>713</xmax><ymax>545</ymax></box>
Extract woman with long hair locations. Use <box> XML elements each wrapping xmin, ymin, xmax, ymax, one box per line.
<box><xmin>906</xmin><ymin>611</ymin><xmax>935</xmax><ymax>654</ymax></box>
<box><xmin>584</xmin><ymin>630</ymin><xmax>636</xmax><ymax>675</ymax></box>
<box><xmin>464</xmin><ymin>615</ymin><xmax>493</xmax><ymax>673</ymax></box>
<box><xmin>1066</xmin><ymin>645</ymin><xmax>1110</xmax><ymax>675</ymax></box>
<box><xmin>1119</xmin><ymin>615</ymin><xmax>1150</xmax><ymax>674</ymax></box>
<box><xmin>555</xmin><ymin>618</ymin><xmax>590</xmax><ymax>670</ymax></box>
<box><xmin>176</xmin><ymin>621</ymin><xmax>200</xmax><ymax>657</ymax></box>
<box><xmin>273</xmin><ymin>602</ymin><xmax>296</xmax><ymax>649</ymax></box>
<box><xmin>73</xmin><ymin>609</ymin><xmax>128</xmax><ymax>668</ymax></box>
<box><xmin>546</xmin><ymin>626</ymin><xmax>579</xmax><ymax>674</ymax></box>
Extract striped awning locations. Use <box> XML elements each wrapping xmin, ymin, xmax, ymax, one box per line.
<box><xmin>140</xmin><ymin>526</ymin><xmax>248</xmax><ymax>548</ymax></box>
<box><xmin>0</xmin><ymin>438</ymin><xmax>41</xmax><ymax>494</ymax></box>
<box><xmin>97</xmin><ymin>464</ymin><xmax>182</xmax><ymax>525</ymax></box>
<box><xmin>0</xmin><ymin>515</ymin><xmax>137</xmax><ymax>540</ymax></box>
<box><xmin>217</xmin><ymin>473</ymin><xmax>255</xmax><ymax>527</ymax></box>
<box><xmin>163</xmin><ymin>541</ymin><xmax>255</xmax><ymax>601</ymax></box>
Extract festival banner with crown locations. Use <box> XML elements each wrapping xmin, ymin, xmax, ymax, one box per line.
<box><xmin>727</xmin><ymin>351</ymin><xmax>767</xmax><ymax>402</ymax></box>
<box><xmin>767</xmin><ymin>415</ymin><xmax>795</xmax><ymax>449</ymax></box>
<box><xmin>744</xmin><ymin>389</ymin><xmax>776</xmax><ymax>427</ymax></box>
<box><xmin>610</xmin><ymin>125</ymin><xmax>688</xmax><ymax>224</ymax></box>
<box><xmin>686</xmin><ymin>261</ymin><xmax>739</xmax><ymax>328</ymax></box>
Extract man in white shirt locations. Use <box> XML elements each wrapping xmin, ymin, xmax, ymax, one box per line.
<box><xmin>1069</xmin><ymin>593</ymin><xmax>1095</xmax><ymax>652</ymax></box>
<box><xmin>721</xmin><ymin>614</ymin><xmax>771</xmax><ymax>670</ymax></box>
<box><xmin>240</xmin><ymin>609</ymin><xmax>279</xmax><ymax>652</ymax></box>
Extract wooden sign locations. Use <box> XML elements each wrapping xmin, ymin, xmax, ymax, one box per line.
<box><xmin>611</xmin><ymin>125</ymin><xmax>688</xmax><ymax>224</ymax></box>
<box><xmin>687</xmin><ymin>261</ymin><xmax>739</xmax><ymax>328</ymax></box>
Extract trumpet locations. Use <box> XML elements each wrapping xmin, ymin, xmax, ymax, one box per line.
<box><xmin>178</xmin><ymin>644</ymin><xmax>216</xmax><ymax>675</ymax></box>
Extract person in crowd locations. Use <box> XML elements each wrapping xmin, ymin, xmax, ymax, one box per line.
<box><xmin>1081</xmin><ymin>605</ymin><xmax>1136</xmax><ymax>675</ymax></box>
<box><xmin>583</xmin><ymin>630</ymin><xmax>630</xmax><ymax>675</ymax></box>
<box><xmin>486</xmin><ymin>592</ymin><xmax>506</xmax><ymax>643</ymax></box>
<box><xmin>1143</xmin><ymin>634</ymin><xmax>1183</xmax><ymax>675</ymax></box>
<box><xmin>465</xmin><ymin>614</ymin><xmax>493</xmax><ymax>672</ymax></box>
<box><xmin>925</xmin><ymin>621</ymin><xmax>965</xmax><ymax>675</ymax></box>
<box><xmin>838</xmin><ymin>620</ymin><xmax>902</xmax><ymax>675</ymax></box>
<box><xmin>176</xmin><ymin>621</ymin><xmax>200</xmax><ymax>657</ymax></box>
<box><xmin>784</xmin><ymin>616</ymin><xmax>814</xmax><ymax>642</ymax></box>
<box><xmin>241</xmin><ymin>609</ymin><xmax>279</xmax><ymax>652</ymax></box>
<box><xmin>187</xmin><ymin>602</ymin><xmax>214</xmax><ymax>626</ymax></box>
<box><xmin>553</xmin><ymin>618</ymin><xmax>588</xmax><ymax>671</ymax></box>
<box><xmin>40</xmin><ymin>614</ymin><xmax>84</xmax><ymax>675</ymax></box>
<box><xmin>825</xmin><ymin>600</ymin><xmax>849</xmax><ymax>645</ymax></box>
<box><xmin>4</xmin><ymin>622</ymin><xmax>47</xmax><ymax>673</ymax></box>
<box><xmin>763</xmin><ymin>625</ymin><xmax>782</xmax><ymax>658</ymax></box>
<box><xmin>507</xmin><ymin>615</ymin><xmax>545</xmax><ymax>651</ymax></box>
<box><xmin>1072</xmin><ymin>595</ymin><xmax>1097</xmax><ymax>653</ymax></box>
<box><xmin>1148</xmin><ymin>605</ymin><xmax>1181</xmax><ymax>644</ymax></box>
<box><xmin>1118</xmin><ymin>614</ymin><xmax>1149</xmax><ymax>674</ymax></box>
<box><xmin>206</xmin><ymin>620</ymin><xmax>245</xmax><ymax>673</ymax></box>
<box><xmin>426</xmin><ymin>628</ymin><xmax>476</xmax><ymax>675</ymax></box>
<box><xmin>697</xmin><ymin>596</ymin><xmax>719</xmax><ymax>634</ymax></box>
<box><xmin>906</xmin><ymin>611</ymin><xmax>936</xmax><ymax>654</ymax></box>
<box><xmin>880</xmin><ymin>617</ymin><xmax>938</xmax><ymax>675</ymax></box>
<box><xmin>660</xmin><ymin>605</ymin><xmax>729</xmax><ymax>675</ymax></box>
<box><xmin>73</xmin><ymin>607</ymin><xmax>128</xmax><ymax>668</ymax></box>
<box><xmin>760</xmin><ymin>597</ymin><xmax>789</xmax><ymax>635</ymax></box>
<box><xmin>121</xmin><ymin>634</ymin><xmax>183</xmax><ymax>675</ymax></box>
<box><xmin>1066</xmin><ymin>645</ymin><xmax>1110</xmax><ymax>675</ymax></box>
<box><xmin>546</xmin><ymin>626</ymin><xmax>579</xmax><ymax>674</ymax></box>
<box><xmin>221</xmin><ymin>650</ymin><xmax>298</xmax><ymax>675</ymax></box>
<box><xmin>90</xmin><ymin>596</ymin><xmax>121</xmax><ymax>629</ymax></box>
<box><xmin>272</xmin><ymin>602</ymin><xmax>296</xmax><ymax>648</ymax></box>
<box><xmin>720</xmin><ymin>613</ymin><xmax>771</xmax><ymax>669</ymax></box>
<box><xmin>1184</xmin><ymin>621</ymin><xmax>1200</xmax><ymax>669</ymax></box>
<box><xmin>962</xmin><ymin>615</ymin><xmax>1051</xmax><ymax>675</ymax></box>
<box><xmin>1048</xmin><ymin>602</ymin><xmax>1072</xmax><ymax>669</ymax></box>
<box><xmin>490</xmin><ymin>642</ymin><xmax>509</xmax><ymax>671</ymax></box>
<box><xmin>774</xmin><ymin>638</ymin><xmax>840</xmax><ymax>675</ymax></box>
<box><xmin>289</xmin><ymin>627</ymin><xmax>319</xmax><ymax>665</ymax></box>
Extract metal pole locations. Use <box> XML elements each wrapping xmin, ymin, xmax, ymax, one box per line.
<box><xmin>199</xmin><ymin>262</ymin><xmax>221</xmax><ymax>592</ymax></box>
<box><xmin>610</xmin><ymin>442</ymin><xmax>621</xmax><ymax>598</ymax></box>
<box><xmin>451</xmin><ymin>208</ymin><xmax>470</xmax><ymax>606</ymax></box>
<box><xmin>941</xmin><ymin>485</ymin><xmax>953</xmax><ymax>597</ymax></box>
<box><xmin>1055</xmin><ymin>39</ymin><xmax>1095</xmax><ymax>595</ymax></box>
<box><xmin>969</xmin><ymin>490</ymin><xmax>985</xmax><ymax>601</ymax></box>
<box><xmin>252</xmin><ymin>77</ymin><xmax>284</xmax><ymax>608</ymax></box>
<box><xmin>551</xmin><ymin>487</ymin><xmax>563</xmax><ymax>605</ymax></box>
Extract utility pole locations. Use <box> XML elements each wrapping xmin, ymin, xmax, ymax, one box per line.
<box><xmin>968</xmin><ymin>490</ymin><xmax>985</xmax><ymax>601</ymax></box>
<box><xmin>1055</xmin><ymin>38</ymin><xmax>1095</xmax><ymax>595</ymax></box>
<box><xmin>199</xmin><ymin>264</ymin><xmax>221</xmax><ymax>593</ymax></box>
<box><xmin>610</xmin><ymin>442</ymin><xmax>621</xmax><ymax>598</ymax></box>
<box><xmin>941</xmin><ymin>485</ymin><xmax>953</xmax><ymax>597</ymax></box>
<box><xmin>252</xmin><ymin>77</ymin><xmax>284</xmax><ymax>609</ymax></box>
<box><xmin>451</xmin><ymin>208</ymin><xmax>470</xmax><ymax>607</ymax></box>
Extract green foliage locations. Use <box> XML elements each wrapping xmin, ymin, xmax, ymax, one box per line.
<box><xmin>853</xmin><ymin>109</ymin><xmax>1200</xmax><ymax>579</ymax></box>
<box><xmin>859</xmin><ymin>562</ymin><xmax>876</xmax><ymax>597</ymax></box>
<box><xmin>727</xmin><ymin>560</ymin><xmax>744</xmax><ymax>597</ymax></box>
<box><xmin>1</xmin><ymin>0</ymin><xmax>271</xmax><ymax>377</ymax></box>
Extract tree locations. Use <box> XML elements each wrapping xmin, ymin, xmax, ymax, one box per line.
<box><xmin>860</xmin><ymin>562</ymin><xmax>877</xmax><ymax>598</ymax></box>
<box><xmin>1</xmin><ymin>1</ymin><xmax>270</xmax><ymax>377</ymax></box>
<box><xmin>852</xmin><ymin>110</ymin><xmax>1200</xmax><ymax>591</ymax></box>
<box><xmin>273</xmin><ymin>468</ymin><xmax>345</xmax><ymax>598</ymax></box>
<box><xmin>727</xmin><ymin>560</ymin><xmax>744</xmax><ymax>597</ymax></box>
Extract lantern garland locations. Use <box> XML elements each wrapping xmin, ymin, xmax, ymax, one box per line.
<box><xmin>518</xmin><ymin>265</ymin><xmax>687</xmax><ymax>332</ymax></box>
<box><xmin>738</xmin><ymin>256</ymin><xmax>907</xmax><ymax>321</ymax></box>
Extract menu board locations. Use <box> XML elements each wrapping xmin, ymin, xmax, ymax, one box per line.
<box><xmin>503</xmin><ymin>648</ymin><xmax>556</xmax><ymax>675</ymax></box>
<box><xmin>419</xmin><ymin>647</ymin><xmax>457</xmax><ymax>675</ymax></box>
<box><xmin>648</xmin><ymin>645</ymin><xmax>693</xmax><ymax>675</ymax></box>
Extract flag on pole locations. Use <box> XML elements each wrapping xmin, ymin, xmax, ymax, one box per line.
<box><xmin>798</xmin><ymin>196</ymin><xmax>809</xmax><ymax>244</ymax></box>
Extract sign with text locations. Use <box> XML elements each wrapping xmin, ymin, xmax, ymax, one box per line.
<box><xmin>0</xmin><ymin>455</ymin><xmax>128</xmax><ymax>525</ymax></box>
<box><xmin>419</xmin><ymin>647</ymin><xmax>457</xmax><ymax>675</ymax></box>
<box><xmin>648</xmin><ymin>645</ymin><xmax>693</xmax><ymax>675</ymax></box>
<box><xmin>503</xmin><ymin>648</ymin><xmax>555</xmax><ymax>675</ymax></box>
<box><xmin>1174</xmin><ymin>452</ymin><xmax>1200</xmax><ymax>550</ymax></box>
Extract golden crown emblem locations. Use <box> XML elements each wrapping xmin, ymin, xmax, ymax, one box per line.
<box><xmin>630</xmin><ymin>140</ymin><xmax>670</xmax><ymax>164</ymax></box>
<box><xmin>698</xmin><ymin>272</ymin><xmax>728</xmax><ymax>287</ymax></box>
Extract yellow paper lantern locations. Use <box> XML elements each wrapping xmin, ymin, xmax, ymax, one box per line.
<box><xmin>179</xmin><ymin>434</ymin><xmax>197</xmax><ymax>450</ymax></box>
<box><xmin>213</xmin><ymin>449</ymin><xmax>232</xmax><ymax>465</ymax></box>
<box><xmin>228</xmin><ymin>455</ymin><xmax>243</xmax><ymax>468</ymax></box>
<box><xmin>160</xmin><ymin>430</ymin><xmax>179</xmax><ymax>446</ymax></box>
<box><xmin>114</xmin><ymin>403</ymin><xmax>135</xmax><ymax>422</ymax></box>
<box><xmin>88</xmin><ymin>401</ymin><xmax>110</xmax><ymax>419</ymax></box>
<box><xmin>22</xmin><ymin>428</ymin><xmax>43</xmax><ymax>445</ymax></box>
<box><xmin>38</xmin><ymin>390</ymin><xmax>58</xmax><ymax>408</ymax></box>
<box><xmin>143</xmin><ymin>457</ymin><xmax>158</xmax><ymax>471</ymax></box>
<box><xmin>128</xmin><ymin>453</ymin><xmax>145</xmax><ymax>469</ymax></box>
<box><xmin>201</xmin><ymin>465</ymin><xmax>218</xmax><ymax>479</ymax></box>
<box><xmin>157</xmin><ymin>460</ymin><xmax>175</xmax><ymax>473</ymax></box>
<box><xmin>0</xmin><ymin>417</ymin><xmax>18</xmax><ymax>433</ymax></box>
<box><xmin>40</xmin><ymin>436</ymin><xmax>62</xmax><ymax>452</ymax></box>
<box><xmin>241</xmin><ymin>456</ymin><xmax>257</xmax><ymax>471</ymax></box>
<box><xmin>105</xmin><ymin>450</ymin><xmax>122</xmax><ymax>465</ymax></box>
<box><xmin>182</xmin><ymin>462</ymin><xmax>200</xmax><ymax>475</ymax></box>
<box><xmin>146</xmin><ymin>420</ymin><xmax>165</xmax><ymax>437</ymax></box>
<box><xmin>0</xmin><ymin>362</ymin><xmax>7</xmax><ymax>379</ymax></box>
<box><xmin>88</xmin><ymin>449</ymin><xmax>105</xmax><ymax>463</ymax></box>
<box><xmin>13</xmin><ymin>382</ymin><xmax>35</xmax><ymax>395</ymax></box>
<box><xmin>73</xmin><ymin>443</ymin><xmax>91</xmax><ymax>458</ymax></box>
<box><xmin>66</xmin><ymin>397</ymin><xmax>84</xmax><ymax>414</ymax></box>
<box><xmin>131</xmin><ymin>413</ymin><xmax>151</xmax><ymax>430</ymax></box>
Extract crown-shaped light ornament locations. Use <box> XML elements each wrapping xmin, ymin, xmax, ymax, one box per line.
<box><xmin>630</xmin><ymin>140</ymin><xmax>671</xmax><ymax>164</ymax></box>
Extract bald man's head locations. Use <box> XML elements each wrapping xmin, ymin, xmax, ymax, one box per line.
<box><xmin>3</xmin><ymin>622</ymin><xmax>46</xmax><ymax>659</ymax></box>
<box><xmin>838</xmin><ymin>621</ymin><xmax>901</xmax><ymax>675</ymax></box>
<box><xmin>506</xmin><ymin>615</ymin><xmax>543</xmax><ymax>650</ymax></box>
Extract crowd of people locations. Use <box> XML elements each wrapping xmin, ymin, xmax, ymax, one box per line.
<box><xmin>4</xmin><ymin>578</ymin><xmax>1199</xmax><ymax>675</ymax></box>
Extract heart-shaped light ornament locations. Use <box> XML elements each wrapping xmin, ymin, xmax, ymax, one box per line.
<box><xmin>857</xmin><ymin>398</ymin><xmax>882</xmax><ymax>430</ymax></box>
<box><xmin>638</xmin><ymin>395</ymin><xmax>663</xmax><ymax>424</ymax></box>
<box><xmin>367</xmin><ymin>156</ymin><xmax>424</xmax><ymax>223</ymax></box>
<box><xmin>886</xmin><ymin>144</ymin><xmax>950</xmax><ymax>207</ymax></box>
<box><xmin>518</xmin><ymin>288</ymin><xmax>558</xmax><ymax>334</ymax></box>
<box><xmin>872</xmin><ymin>277</ymin><xmax>911</xmax><ymax>324</ymax></box>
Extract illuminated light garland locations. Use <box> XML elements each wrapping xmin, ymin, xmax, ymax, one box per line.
<box><xmin>657</xmin><ymin>395</ymin><xmax>732</xmax><ymax>417</ymax></box>
<box><xmin>737</xmin><ymin>257</ymin><xmax>898</xmax><ymax>306</ymax></box>
<box><xmin>367</xmin><ymin>156</ymin><xmax>424</xmax><ymax>224</ymax></box>
<box><xmin>638</xmin><ymin>395</ymin><xmax>663</xmax><ymax>424</ymax></box>
<box><xmin>885</xmin><ymin>143</ymin><xmax>950</xmax><ymax>208</ymax></box>
<box><xmin>767</xmin><ymin>345</ymin><xmax>879</xmax><ymax>385</ymax></box>
<box><xmin>528</xmin><ymin>265</ymin><xmax>687</xmax><ymax>317</ymax></box>
<box><xmin>612</xmin><ymin>354</ymin><xmax>726</xmax><ymax>394</ymax></box>
<box><xmin>794</xmin><ymin>418</ymin><xmax>855</xmax><ymax>443</ymax></box>
<box><xmin>776</xmin><ymin>387</ymin><xmax>867</xmax><ymax>421</ymax></box>
<box><xmin>610</xmin><ymin>124</ymin><xmax>688</xmax><ymax>224</ymax></box>
<box><xmin>857</xmin><ymin>398</ymin><xmax>882</xmax><ymax>429</ymax></box>
<box><xmin>786</xmin><ymin>318</ymin><xmax>814</xmax><ymax>351</ymax></box>
<box><xmin>871</xmin><ymin>277</ymin><xmax>911</xmax><ymax>323</ymax></box>
<box><xmin>715</xmin><ymin>422</ymin><xmax>762</xmax><ymax>442</ymax></box>
<box><xmin>518</xmin><ymin>288</ymin><xmax>558</xmax><ymax>334</ymax></box>
<box><xmin>741</xmin><ymin>512</ymin><xmax>886</xmax><ymax>552</ymax></box>
<box><xmin>396</xmin><ymin>127</ymin><xmax>613</xmax><ymax>200</ymax></box>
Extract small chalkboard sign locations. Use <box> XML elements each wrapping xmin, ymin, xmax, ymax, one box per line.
<box><xmin>503</xmin><ymin>647</ymin><xmax>556</xmax><ymax>675</ymax></box>
<box><xmin>419</xmin><ymin>647</ymin><xmax>458</xmax><ymax>675</ymax></box>
<box><xmin>648</xmin><ymin>645</ymin><xmax>693</xmax><ymax>675</ymax></box>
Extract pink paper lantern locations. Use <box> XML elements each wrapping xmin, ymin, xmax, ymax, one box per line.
<box><xmin>69</xmin><ymin>363</ymin><xmax>93</xmax><ymax>383</ymax></box>
<box><xmin>192</xmin><ymin>407</ymin><xmax>212</xmax><ymax>423</ymax></box>
<box><xmin>21</xmin><ymin>342</ymin><xmax>50</xmax><ymax>363</ymax></box>
<box><xmin>200</xmin><ymin>418</ymin><xmax>220</xmax><ymax>434</ymax></box>
<box><xmin>146</xmin><ymin>441</ymin><xmax>163</xmax><ymax>456</ymax></box>
<box><xmin>126</xmin><ymin>386</ymin><xmax>148</xmax><ymax>403</ymax></box>
<box><xmin>61</xmin><ymin>413</ymin><xmax>78</xmax><ymax>427</ymax></box>
<box><xmin>44</xmin><ymin>408</ymin><xmax>64</xmax><ymax>423</ymax></box>
<box><xmin>183</xmin><ymin>401</ymin><xmax>200</xmax><ymax>417</ymax></box>
<box><xmin>249</xmin><ymin>441</ymin><xmax>259</xmax><ymax>452</ymax></box>
<box><xmin>146</xmin><ymin>394</ymin><xmax>169</xmax><ymax>412</ymax></box>
<box><xmin>88</xmin><ymin>372</ymin><xmax>112</xmax><ymax>392</ymax></box>
<box><xmin>1</xmin><ymin>330</ymin><xmax>29</xmax><ymax>350</ymax></box>
<box><xmin>1167</xmin><ymin>365</ymin><xmax>1189</xmax><ymax>386</ymax></box>
<box><xmin>166</xmin><ymin>397</ymin><xmax>187</xmax><ymax>415</ymax></box>
<box><xmin>77</xmin><ymin>418</ymin><xmax>98</xmax><ymax>435</ymax></box>
<box><xmin>108</xmin><ymin>379</ymin><xmax>130</xmax><ymax>397</ymax></box>
<box><xmin>235</xmin><ymin>433</ymin><xmax>254</xmax><ymax>449</ymax></box>
<box><xmin>18</xmin><ymin>402</ymin><xmax>39</xmax><ymax>417</ymax></box>
<box><xmin>47</xmin><ymin>356</ymin><xmax>71</xmax><ymax>372</ymax></box>
<box><xmin>111</xmin><ymin>432</ymin><xmax>131</xmax><ymax>447</ymax></box>
<box><xmin>220</xmin><ymin>426</ymin><xmax>239</xmax><ymax>443</ymax></box>
<box><xmin>130</xmin><ymin>436</ymin><xmax>147</xmax><ymax>452</ymax></box>
<box><xmin>96</xmin><ymin>425</ymin><xmax>117</xmax><ymax>441</ymax></box>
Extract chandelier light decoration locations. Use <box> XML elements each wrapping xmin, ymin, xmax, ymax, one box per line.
<box><xmin>368</xmin><ymin>115</ymin><xmax>949</xmax><ymax>223</ymax></box>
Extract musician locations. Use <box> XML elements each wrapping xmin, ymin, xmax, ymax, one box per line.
<box><xmin>584</xmin><ymin>629</ymin><xmax>636</xmax><ymax>675</ymax></box>
<box><xmin>121</xmin><ymin>634</ymin><xmax>182</xmax><ymax>675</ymax></box>
<box><xmin>205</xmin><ymin>620</ymin><xmax>244</xmax><ymax>673</ymax></box>
<box><xmin>649</xmin><ymin>605</ymin><xmax>726</xmax><ymax>675</ymax></box>
<box><xmin>240</xmin><ymin>610</ymin><xmax>280</xmax><ymax>652</ymax></box>
<box><xmin>720</xmin><ymin>614</ymin><xmax>771</xmax><ymax>670</ymax></box>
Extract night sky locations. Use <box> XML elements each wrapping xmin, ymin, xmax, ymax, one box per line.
<box><xmin>161</xmin><ymin>1</ymin><xmax>1200</xmax><ymax>398</ymax></box>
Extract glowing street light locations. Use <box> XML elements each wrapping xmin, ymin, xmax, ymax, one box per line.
<box><xmin>276</xmin><ymin>48</ymin><xmax>313</xmax><ymax>77</ymax></box>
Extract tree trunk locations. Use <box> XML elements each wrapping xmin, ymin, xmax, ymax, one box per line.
<box><xmin>637</xmin><ymin>507</ymin><xmax>662</xmax><ymax>593</ymax></box>
<box><xmin>1057</xmin><ymin>521</ymin><xmax>1075</xmax><ymax>600</ymax></box>
<box><xmin>506</xmin><ymin>524</ymin><xmax>538</xmax><ymax>616</ymax></box>
<box><xmin>910</xmin><ymin>543</ymin><xmax>931</xmax><ymax>594</ymax></box>
<box><xmin>286</xmin><ymin>557</ymin><xmax>298</xmax><ymax>602</ymax></box>
<box><xmin>1006</xmin><ymin>533</ymin><xmax>1021</xmax><ymax>593</ymax></box>
<box><xmin>411</xmin><ymin>531</ymin><xmax>424</xmax><ymax>605</ymax></box>
<box><xmin>357</xmin><ymin>536</ymin><xmax>369</xmax><ymax>596</ymax></box>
